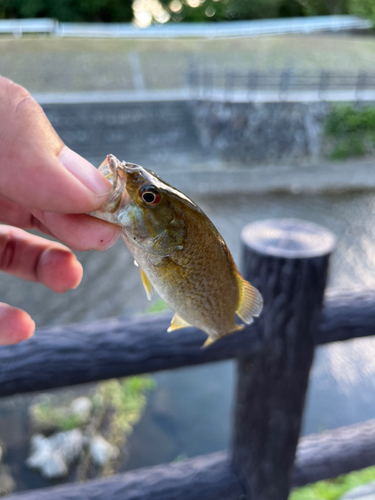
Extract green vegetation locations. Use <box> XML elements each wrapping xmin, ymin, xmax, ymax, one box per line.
<box><xmin>0</xmin><ymin>0</ymin><xmax>133</xmax><ymax>22</ymax></box>
<box><xmin>94</xmin><ymin>376</ymin><xmax>155</xmax><ymax>476</ymax></box>
<box><xmin>290</xmin><ymin>466</ymin><xmax>375</xmax><ymax>500</ymax></box>
<box><xmin>0</xmin><ymin>0</ymin><xmax>356</xmax><ymax>23</ymax></box>
<box><xmin>5</xmin><ymin>35</ymin><xmax>375</xmax><ymax>94</ymax></box>
<box><xmin>325</xmin><ymin>105</ymin><xmax>375</xmax><ymax>136</ymax></box>
<box><xmin>30</xmin><ymin>401</ymin><xmax>84</xmax><ymax>431</ymax></box>
<box><xmin>159</xmin><ymin>0</ymin><xmax>305</xmax><ymax>23</ymax></box>
<box><xmin>145</xmin><ymin>298</ymin><xmax>169</xmax><ymax>314</ymax></box>
<box><xmin>325</xmin><ymin>104</ymin><xmax>375</xmax><ymax>159</ymax></box>
<box><xmin>159</xmin><ymin>0</ymin><xmax>356</xmax><ymax>23</ymax></box>
<box><xmin>30</xmin><ymin>376</ymin><xmax>155</xmax><ymax>438</ymax></box>
<box><xmin>349</xmin><ymin>0</ymin><xmax>375</xmax><ymax>27</ymax></box>
<box><xmin>96</xmin><ymin>376</ymin><xmax>156</xmax><ymax>445</ymax></box>
<box><xmin>30</xmin><ymin>376</ymin><xmax>156</xmax><ymax>479</ymax></box>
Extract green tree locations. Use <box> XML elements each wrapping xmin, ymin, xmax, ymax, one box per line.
<box><xmin>301</xmin><ymin>0</ymin><xmax>348</xmax><ymax>15</ymax></box>
<box><xmin>348</xmin><ymin>0</ymin><xmax>375</xmax><ymax>25</ymax></box>
<box><xmin>159</xmin><ymin>0</ymin><xmax>347</xmax><ymax>23</ymax></box>
<box><xmin>0</xmin><ymin>0</ymin><xmax>133</xmax><ymax>22</ymax></box>
<box><xmin>160</xmin><ymin>0</ymin><xmax>290</xmax><ymax>22</ymax></box>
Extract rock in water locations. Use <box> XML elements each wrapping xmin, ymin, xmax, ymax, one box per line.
<box><xmin>89</xmin><ymin>435</ymin><xmax>119</xmax><ymax>467</ymax></box>
<box><xmin>70</xmin><ymin>397</ymin><xmax>93</xmax><ymax>423</ymax></box>
<box><xmin>26</xmin><ymin>429</ymin><xmax>84</xmax><ymax>479</ymax></box>
<box><xmin>0</xmin><ymin>466</ymin><xmax>15</xmax><ymax>496</ymax></box>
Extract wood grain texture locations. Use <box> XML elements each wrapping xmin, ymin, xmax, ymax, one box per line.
<box><xmin>4</xmin><ymin>452</ymin><xmax>244</xmax><ymax>500</ymax></box>
<box><xmin>293</xmin><ymin>419</ymin><xmax>375</xmax><ymax>486</ymax></box>
<box><xmin>1</xmin><ymin>286</ymin><xmax>375</xmax><ymax>397</ymax></box>
<box><xmin>0</xmin><ymin>313</ymin><xmax>263</xmax><ymax>397</ymax></box>
<box><xmin>232</xmin><ymin>219</ymin><xmax>333</xmax><ymax>500</ymax></box>
<box><xmin>318</xmin><ymin>287</ymin><xmax>375</xmax><ymax>344</ymax></box>
<box><xmin>5</xmin><ymin>421</ymin><xmax>375</xmax><ymax>500</ymax></box>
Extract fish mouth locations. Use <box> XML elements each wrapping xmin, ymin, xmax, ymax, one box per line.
<box><xmin>98</xmin><ymin>154</ymin><xmax>130</xmax><ymax>214</ymax></box>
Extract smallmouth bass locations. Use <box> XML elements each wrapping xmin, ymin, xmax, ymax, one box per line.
<box><xmin>90</xmin><ymin>155</ymin><xmax>262</xmax><ymax>347</ymax></box>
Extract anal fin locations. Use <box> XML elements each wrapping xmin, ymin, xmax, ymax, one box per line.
<box><xmin>232</xmin><ymin>323</ymin><xmax>245</xmax><ymax>332</ymax></box>
<box><xmin>201</xmin><ymin>336</ymin><xmax>216</xmax><ymax>349</ymax></box>
<box><xmin>139</xmin><ymin>267</ymin><xmax>152</xmax><ymax>301</ymax></box>
<box><xmin>202</xmin><ymin>325</ymin><xmax>244</xmax><ymax>349</ymax></box>
<box><xmin>236</xmin><ymin>276</ymin><xmax>263</xmax><ymax>324</ymax></box>
<box><xmin>167</xmin><ymin>314</ymin><xmax>192</xmax><ymax>332</ymax></box>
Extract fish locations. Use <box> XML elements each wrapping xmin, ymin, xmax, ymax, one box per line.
<box><xmin>90</xmin><ymin>154</ymin><xmax>262</xmax><ymax>348</ymax></box>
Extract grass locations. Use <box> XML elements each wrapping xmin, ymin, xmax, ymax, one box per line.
<box><xmin>30</xmin><ymin>401</ymin><xmax>84</xmax><ymax>431</ymax></box>
<box><xmin>96</xmin><ymin>376</ymin><xmax>156</xmax><ymax>445</ymax></box>
<box><xmin>2</xmin><ymin>34</ymin><xmax>375</xmax><ymax>92</ymax></box>
<box><xmin>290</xmin><ymin>466</ymin><xmax>375</xmax><ymax>500</ymax></box>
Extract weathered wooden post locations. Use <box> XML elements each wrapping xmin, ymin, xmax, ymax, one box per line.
<box><xmin>232</xmin><ymin>219</ymin><xmax>335</xmax><ymax>500</ymax></box>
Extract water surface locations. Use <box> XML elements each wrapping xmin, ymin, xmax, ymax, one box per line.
<box><xmin>2</xmin><ymin>188</ymin><xmax>375</xmax><ymax>490</ymax></box>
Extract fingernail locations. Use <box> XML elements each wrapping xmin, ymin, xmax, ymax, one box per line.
<box><xmin>99</xmin><ymin>226</ymin><xmax>121</xmax><ymax>251</ymax></box>
<box><xmin>59</xmin><ymin>146</ymin><xmax>111</xmax><ymax>199</ymax></box>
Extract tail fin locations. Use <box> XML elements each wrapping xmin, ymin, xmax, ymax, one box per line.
<box><xmin>236</xmin><ymin>276</ymin><xmax>263</xmax><ymax>324</ymax></box>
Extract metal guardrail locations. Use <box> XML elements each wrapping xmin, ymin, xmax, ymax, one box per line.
<box><xmin>188</xmin><ymin>66</ymin><xmax>375</xmax><ymax>100</ymax></box>
<box><xmin>0</xmin><ymin>18</ymin><xmax>57</xmax><ymax>36</ymax></box>
<box><xmin>0</xmin><ymin>15</ymin><xmax>371</xmax><ymax>39</ymax></box>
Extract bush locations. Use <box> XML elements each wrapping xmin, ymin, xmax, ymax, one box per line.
<box><xmin>324</xmin><ymin>104</ymin><xmax>375</xmax><ymax>159</ymax></box>
<box><xmin>325</xmin><ymin>105</ymin><xmax>375</xmax><ymax>136</ymax></box>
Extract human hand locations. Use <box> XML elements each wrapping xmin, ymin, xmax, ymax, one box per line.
<box><xmin>0</xmin><ymin>77</ymin><xmax>121</xmax><ymax>345</ymax></box>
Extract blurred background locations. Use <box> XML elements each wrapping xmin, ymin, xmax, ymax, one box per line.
<box><xmin>2</xmin><ymin>1</ymin><xmax>375</xmax><ymax>499</ymax></box>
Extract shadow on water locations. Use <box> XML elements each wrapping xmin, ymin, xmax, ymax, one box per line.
<box><xmin>2</xmin><ymin>188</ymin><xmax>375</xmax><ymax>490</ymax></box>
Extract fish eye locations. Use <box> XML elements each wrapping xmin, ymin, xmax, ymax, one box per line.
<box><xmin>140</xmin><ymin>187</ymin><xmax>161</xmax><ymax>206</ymax></box>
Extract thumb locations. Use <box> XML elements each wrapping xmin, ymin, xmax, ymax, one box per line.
<box><xmin>0</xmin><ymin>77</ymin><xmax>111</xmax><ymax>214</ymax></box>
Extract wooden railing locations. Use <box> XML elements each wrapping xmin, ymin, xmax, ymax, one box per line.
<box><xmin>2</xmin><ymin>218</ymin><xmax>375</xmax><ymax>500</ymax></box>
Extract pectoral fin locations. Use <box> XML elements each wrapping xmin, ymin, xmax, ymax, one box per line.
<box><xmin>139</xmin><ymin>267</ymin><xmax>152</xmax><ymax>301</ymax></box>
<box><xmin>236</xmin><ymin>276</ymin><xmax>263</xmax><ymax>324</ymax></box>
<box><xmin>167</xmin><ymin>314</ymin><xmax>192</xmax><ymax>332</ymax></box>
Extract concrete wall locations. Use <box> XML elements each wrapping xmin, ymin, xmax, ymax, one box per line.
<box><xmin>43</xmin><ymin>101</ymin><xmax>207</xmax><ymax>172</ymax></box>
<box><xmin>191</xmin><ymin>100</ymin><xmax>331</xmax><ymax>165</ymax></box>
<box><xmin>43</xmin><ymin>99</ymin><xmax>355</xmax><ymax>170</ymax></box>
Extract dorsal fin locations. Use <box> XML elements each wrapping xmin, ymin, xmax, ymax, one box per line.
<box><xmin>139</xmin><ymin>267</ymin><xmax>152</xmax><ymax>301</ymax></box>
<box><xmin>167</xmin><ymin>313</ymin><xmax>192</xmax><ymax>332</ymax></box>
<box><xmin>236</xmin><ymin>276</ymin><xmax>263</xmax><ymax>324</ymax></box>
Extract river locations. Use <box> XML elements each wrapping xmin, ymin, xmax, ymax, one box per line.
<box><xmin>2</xmin><ymin>187</ymin><xmax>375</xmax><ymax>491</ymax></box>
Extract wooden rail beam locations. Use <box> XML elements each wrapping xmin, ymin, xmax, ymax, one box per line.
<box><xmin>0</xmin><ymin>313</ymin><xmax>263</xmax><ymax>398</ymax></box>
<box><xmin>318</xmin><ymin>287</ymin><xmax>375</xmax><ymax>344</ymax></box>
<box><xmin>5</xmin><ymin>420</ymin><xmax>375</xmax><ymax>500</ymax></box>
<box><xmin>293</xmin><ymin>419</ymin><xmax>375</xmax><ymax>486</ymax></box>
<box><xmin>1</xmin><ymin>285</ymin><xmax>375</xmax><ymax>397</ymax></box>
